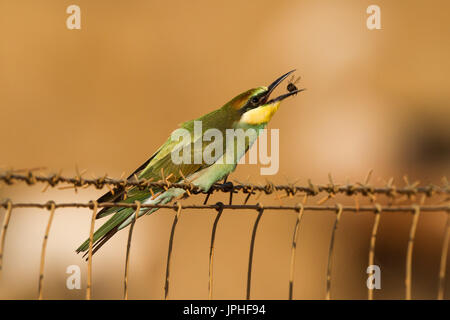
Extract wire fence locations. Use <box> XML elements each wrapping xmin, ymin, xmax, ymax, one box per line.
<box><xmin>0</xmin><ymin>169</ymin><xmax>449</xmax><ymax>300</ymax></box>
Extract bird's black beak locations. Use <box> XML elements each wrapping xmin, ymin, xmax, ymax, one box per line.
<box><xmin>261</xmin><ymin>70</ymin><xmax>305</xmax><ymax>104</ymax></box>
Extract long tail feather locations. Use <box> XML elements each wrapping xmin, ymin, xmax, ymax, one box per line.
<box><xmin>76</xmin><ymin>187</ymin><xmax>186</xmax><ymax>256</ymax></box>
<box><xmin>76</xmin><ymin>207</ymin><xmax>135</xmax><ymax>253</ymax></box>
<box><xmin>81</xmin><ymin>227</ymin><xmax>119</xmax><ymax>260</ymax></box>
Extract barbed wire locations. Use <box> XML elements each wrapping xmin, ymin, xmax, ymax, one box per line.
<box><xmin>1</xmin><ymin>171</ymin><xmax>449</xmax><ymax>199</ymax></box>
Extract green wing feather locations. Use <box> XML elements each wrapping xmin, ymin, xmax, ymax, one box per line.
<box><xmin>76</xmin><ymin>106</ymin><xmax>236</xmax><ymax>254</ymax></box>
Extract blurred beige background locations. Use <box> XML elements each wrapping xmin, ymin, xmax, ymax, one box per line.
<box><xmin>0</xmin><ymin>0</ymin><xmax>449</xmax><ymax>299</ymax></box>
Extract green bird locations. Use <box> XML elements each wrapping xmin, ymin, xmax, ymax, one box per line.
<box><xmin>76</xmin><ymin>70</ymin><xmax>304</xmax><ymax>255</ymax></box>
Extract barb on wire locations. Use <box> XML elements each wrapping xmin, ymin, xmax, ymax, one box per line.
<box><xmin>357</xmin><ymin>169</ymin><xmax>376</xmax><ymax>202</ymax></box>
<box><xmin>316</xmin><ymin>174</ymin><xmax>338</xmax><ymax>205</ymax></box>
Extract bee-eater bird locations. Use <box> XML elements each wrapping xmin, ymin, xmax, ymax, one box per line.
<box><xmin>76</xmin><ymin>70</ymin><xmax>304</xmax><ymax>255</ymax></box>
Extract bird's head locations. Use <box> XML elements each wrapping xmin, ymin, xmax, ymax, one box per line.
<box><xmin>226</xmin><ymin>70</ymin><xmax>304</xmax><ymax>125</ymax></box>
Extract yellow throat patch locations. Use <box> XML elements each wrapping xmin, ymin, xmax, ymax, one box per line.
<box><xmin>240</xmin><ymin>101</ymin><xmax>281</xmax><ymax>125</ymax></box>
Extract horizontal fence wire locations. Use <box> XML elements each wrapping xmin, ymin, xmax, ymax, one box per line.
<box><xmin>1</xmin><ymin>171</ymin><xmax>449</xmax><ymax>198</ymax></box>
<box><xmin>0</xmin><ymin>170</ymin><xmax>449</xmax><ymax>300</ymax></box>
<box><xmin>0</xmin><ymin>201</ymin><xmax>449</xmax><ymax>212</ymax></box>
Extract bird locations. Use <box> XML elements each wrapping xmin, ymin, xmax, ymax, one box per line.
<box><xmin>76</xmin><ymin>70</ymin><xmax>304</xmax><ymax>256</ymax></box>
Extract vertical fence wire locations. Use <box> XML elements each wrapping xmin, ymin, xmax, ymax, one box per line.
<box><xmin>325</xmin><ymin>204</ymin><xmax>343</xmax><ymax>300</ymax></box>
<box><xmin>208</xmin><ymin>203</ymin><xmax>224</xmax><ymax>300</ymax></box>
<box><xmin>164</xmin><ymin>203</ymin><xmax>182</xmax><ymax>300</ymax></box>
<box><xmin>38</xmin><ymin>202</ymin><xmax>56</xmax><ymax>300</ymax></box>
<box><xmin>246</xmin><ymin>205</ymin><xmax>264</xmax><ymax>300</ymax></box>
<box><xmin>437</xmin><ymin>209</ymin><xmax>450</xmax><ymax>300</ymax></box>
<box><xmin>86</xmin><ymin>201</ymin><xmax>98</xmax><ymax>300</ymax></box>
<box><xmin>288</xmin><ymin>204</ymin><xmax>304</xmax><ymax>300</ymax></box>
<box><xmin>405</xmin><ymin>205</ymin><xmax>420</xmax><ymax>300</ymax></box>
<box><xmin>0</xmin><ymin>201</ymin><xmax>12</xmax><ymax>279</ymax></box>
<box><xmin>124</xmin><ymin>201</ymin><xmax>141</xmax><ymax>300</ymax></box>
<box><xmin>368</xmin><ymin>204</ymin><xmax>382</xmax><ymax>300</ymax></box>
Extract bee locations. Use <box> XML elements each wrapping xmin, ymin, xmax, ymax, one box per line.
<box><xmin>287</xmin><ymin>75</ymin><xmax>301</xmax><ymax>93</ymax></box>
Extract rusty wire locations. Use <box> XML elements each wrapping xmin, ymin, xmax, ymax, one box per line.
<box><xmin>164</xmin><ymin>202</ymin><xmax>182</xmax><ymax>300</ymax></box>
<box><xmin>124</xmin><ymin>201</ymin><xmax>141</xmax><ymax>300</ymax></box>
<box><xmin>325</xmin><ymin>204</ymin><xmax>343</xmax><ymax>300</ymax></box>
<box><xmin>1</xmin><ymin>171</ymin><xmax>449</xmax><ymax>199</ymax></box>
<box><xmin>208</xmin><ymin>202</ymin><xmax>224</xmax><ymax>300</ymax></box>
<box><xmin>86</xmin><ymin>201</ymin><xmax>98</xmax><ymax>300</ymax></box>
<box><xmin>38</xmin><ymin>202</ymin><xmax>56</xmax><ymax>300</ymax></box>
<box><xmin>405</xmin><ymin>205</ymin><xmax>421</xmax><ymax>300</ymax></box>
<box><xmin>438</xmin><ymin>210</ymin><xmax>450</xmax><ymax>300</ymax></box>
<box><xmin>0</xmin><ymin>200</ymin><xmax>12</xmax><ymax>278</ymax></box>
<box><xmin>1</xmin><ymin>201</ymin><xmax>447</xmax><ymax>300</ymax></box>
<box><xmin>288</xmin><ymin>203</ymin><xmax>305</xmax><ymax>300</ymax></box>
<box><xmin>246</xmin><ymin>204</ymin><xmax>264</xmax><ymax>300</ymax></box>
<box><xmin>1</xmin><ymin>170</ymin><xmax>449</xmax><ymax>300</ymax></box>
<box><xmin>368</xmin><ymin>204</ymin><xmax>382</xmax><ymax>300</ymax></box>
<box><xmin>1</xmin><ymin>201</ymin><xmax>448</xmax><ymax>213</ymax></box>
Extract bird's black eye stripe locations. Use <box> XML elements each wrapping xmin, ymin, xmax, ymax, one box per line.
<box><xmin>239</xmin><ymin>92</ymin><xmax>266</xmax><ymax>114</ymax></box>
<box><xmin>249</xmin><ymin>93</ymin><xmax>265</xmax><ymax>106</ymax></box>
